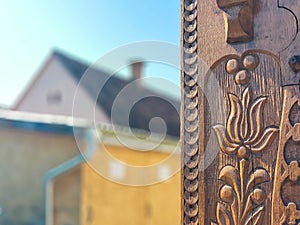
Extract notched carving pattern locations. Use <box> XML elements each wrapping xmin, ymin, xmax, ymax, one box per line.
<box><xmin>216</xmin><ymin>0</ymin><xmax>254</xmax><ymax>43</ymax></box>
<box><xmin>287</xmin><ymin>161</ymin><xmax>300</xmax><ymax>182</ymax></box>
<box><xmin>211</xmin><ymin>87</ymin><xmax>277</xmax><ymax>225</ymax></box>
<box><xmin>283</xmin><ymin>138</ymin><xmax>300</xmax><ymax>164</ymax></box>
<box><xmin>289</xmin><ymin>102</ymin><xmax>300</xmax><ymax>126</ymax></box>
<box><xmin>280</xmin><ymin>202</ymin><xmax>300</xmax><ymax>225</ymax></box>
<box><xmin>281</xmin><ymin>176</ymin><xmax>300</xmax><ymax>208</ymax></box>
<box><xmin>183</xmin><ymin>1</ymin><xmax>199</xmax><ymax>225</ymax></box>
<box><xmin>273</xmin><ymin>95</ymin><xmax>300</xmax><ymax>225</ymax></box>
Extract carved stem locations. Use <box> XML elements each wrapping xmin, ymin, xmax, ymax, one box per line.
<box><xmin>239</xmin><ymin>159</ymin><xmax>249</xmax><ymax>225</ymax></box>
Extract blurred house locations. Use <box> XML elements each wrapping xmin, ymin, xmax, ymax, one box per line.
<box><xmin>0</xmin><ymin>111</ymin><xmax>83</xmax><ymax>225</ymax></box>
<box><xmin>0</xmin><ymin>110</ymin><xmax>180</xmax><ymax>225</ymax></box>
<box><xmin>4</xmin><ymin>50</ymin><xmax>181</xmax><ymax>225</ymax></box>
<box><xmin>13</xmin><ymin>50</ymin><xmax>180</xmax><ymax>137</ymax></box>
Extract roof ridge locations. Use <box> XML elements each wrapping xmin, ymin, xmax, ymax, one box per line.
<box><xmin>52</xmin><ymin>48</ymin><xmax>90</xmax><ymax>67</ymax></box>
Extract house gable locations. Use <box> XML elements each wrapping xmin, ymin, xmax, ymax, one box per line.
<box><xmin>14</xmin><ymin>50</ymin><xmax>180</xmax><ymax>137</ymax></box>
<box><xmin>14</xmin><ymin>54</ymin><xmax>109</xmax><ymax>124</ymax></box>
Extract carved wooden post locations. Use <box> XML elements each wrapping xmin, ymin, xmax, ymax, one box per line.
<box><xmin>181</xmin><ymin>1</ymin><xmax>300</xmax><ymax>225</ymax></box>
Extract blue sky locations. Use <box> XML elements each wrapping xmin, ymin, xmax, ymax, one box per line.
<box><xmin>0</xmin><ymin>1</ymin><xmax>180</xmax><ymax>107</ymax></box>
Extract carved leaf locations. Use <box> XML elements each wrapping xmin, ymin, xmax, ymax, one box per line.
<box><xmin>213</xmin><ymin>125</ymin><xmax>239</xmax><ymax>154</ymax></box>
<box><xmin>226</xmin><ymin>93</ymin><xmax>242</xmax><ymax>144</ymax></box>
<box><xmin>230</xmin><ymin>197</ymin><xmax>239</xmax><ymax>225</ymax></box>
<box><xmin>216</xmin><ymin>203</ymin><xmax>234</xmax><ymax>225</ymax></box>
<box><xmin>219</xmin><ymin>166</ymin><xmax>240</xmax><ymax>197</ymax></box>
<box><xmin>240</xmin><ymin>195</ymin><xmax>253</xmax><ymax>225</ymax></box>
<box><xmin>246</xmin><ymin>96</ymin><xmax>268</xmax><ymax>144</ymax></box>
<box><xmin>244</xmin><ymin>206</ymin><xmax>265</xmax><ymax>225</ymax></box>
<box><xmin>250</xmin><ymin>127</ymin><xmax>279</xmax><ymax>152</ymax></box>
<box><xmin>245</xmin><ymin>169</ymin><xmax>270</xmax><ymax>195</ymax></box>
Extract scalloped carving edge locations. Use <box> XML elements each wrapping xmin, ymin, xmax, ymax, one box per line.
<box><xmin>182</xmin><ymin>0</ymin><xmax>199</xmax><ymax>225</ymax></box>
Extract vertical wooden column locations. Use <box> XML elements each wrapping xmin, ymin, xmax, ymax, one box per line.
<box><xmin>181</xmin><ymin>1</ymin><xmax>300</xmax><ymax>225</ymax></box>
<box><xmin>181</xmin><ymin>1</ymin><xmax>201</xmax><ymax>225</ymax></box>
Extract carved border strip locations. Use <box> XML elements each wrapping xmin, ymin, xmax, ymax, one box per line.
<box><xmin>272</xmin><ymin>88</ymin><xmax>300</xmax><ymax>225</ymax></box>
<box><xmin>182</xmin><ymin>0</ymin><xmax>199</xmax><ymax>225</ymax></box>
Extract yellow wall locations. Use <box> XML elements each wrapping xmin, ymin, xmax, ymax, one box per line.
<box><xmin>80</xmin><ymin>144</ymin><xmax>181</xmax><ymax>225</ymax></box>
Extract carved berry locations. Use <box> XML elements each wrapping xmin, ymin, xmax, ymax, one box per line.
<box><xmin>235</xmin><ymin>70</ymin><xmax>250</xmax><ymax>85</ymax></box>
<box><xmin>219</xmin><ymin>185</ymin><xmax>234</xmax><ymax>203</ymax></box>
<box><xmin>226</xmin><ymin>59</ymin><xmax>239</xmax><ymax>74</ymax></box>
<box><xmin>237</xmin><ymin>146</ymin><xmax>250</xmax><ymax>159</ymax></box>
<box><xmin>243</xmin><ymin>55</ymin><xmax>259</xmax><ymax>70</ymax></box>
<box><xmin>251</xmin><ymin>188</ymin><xmax>266</xmax><ymax>205</ymax></box>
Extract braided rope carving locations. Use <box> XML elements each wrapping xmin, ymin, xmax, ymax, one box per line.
<box><xmin>182</xmin><ymin>1</ymin><xmax>199</xmax><ymax>225</ymax></box>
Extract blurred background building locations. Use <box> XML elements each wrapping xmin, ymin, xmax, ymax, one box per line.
<box><xmin>14</xmin><ymin>50</ymin><xmax>180</xmax><ymax>137</ymax></box>
<box><xmin>0</xmin><ymin>50</ymin><xmax>181</xmax><ymax>225</ymax></box>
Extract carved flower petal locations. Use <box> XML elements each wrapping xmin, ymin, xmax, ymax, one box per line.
<box><xmin>249</xmin><ymin>127</ymin><xmax>279</xmax><ymax>152</ymax></box>
<box><xmin>226</xmin><ymin>93</ymin><xmax>242</xmax><ymax>143</ymax></box>
<box><xmin>247</xmin><ymin>96</ymin><xmax>268</xmax><ymax>143</ymax></box>
<box><xmin>213</xmin><ymin>125</ymin><xmax>239</xmax><ymax>154</ymax></box>
<box><xmin>242</xmin><ymin>87</ymin><xmax>251</xmax><ymax>107</ymax></box>
<box><xmin>240</xmin><ymin>87</ymin><xmax>250</xmax><ymax>139</ymax></box>
<box><xmin>244</xmin><ymin>205</ymin><xmax>265</xmax><ymax>225</ymax></box>
<box><xmin>219</xmin><ymin>165</ymin><xmax>240</xmax><ymax>197</ymax></box>
<box><xmin>216</xmin><ymin>202</ymin><xmax>234</xmax><ymax>225</ymax></box>
<box><xmin>245</xmin><ymin>169</ymin><xmax>270</xmax><ymax>195</ymax></box>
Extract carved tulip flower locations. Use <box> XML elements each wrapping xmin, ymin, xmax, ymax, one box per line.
<box><xmin>213</xmin><ymin>88</ymin><xmax>278</xmax><ymax>159</ymax></box>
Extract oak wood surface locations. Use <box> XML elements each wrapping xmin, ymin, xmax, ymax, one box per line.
<box><xmin>181</xmin><ymin>1</ymin><xmax>300</xmax><ymax>225</ymax></box>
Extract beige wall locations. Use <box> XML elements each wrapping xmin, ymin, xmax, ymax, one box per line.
<box><xmin>0</xmin><ymin>127</ymin><xmax>80</xmax><ymax>225</ymax></box>
<box><xmin>80</xmin><ymin>144</ymin><xmax>181</xmax><ymax>225</ymax></box>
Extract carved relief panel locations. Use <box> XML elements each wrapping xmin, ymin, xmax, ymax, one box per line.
<box><xmin>272</xmin><ymin>87</ymin><xmax>300</xmax><ymax>225</ymax></box>
<box><xmin>181</xmin><ymin>1</ymin><xmax>300</xmax><ymax>225</ymax></box>
<box><xmin>202</xmin><ymin>51</ymin><xmax>282</xmax><ymax>225</ymax></box>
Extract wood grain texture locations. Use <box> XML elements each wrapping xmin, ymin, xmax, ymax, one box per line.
<box><xmin>202</xmin><ymin>52</ymin><xmax>282</xmax><ymax>225</ymax></box>
<box><xmin>197</xmin><ymin>0</ymin><xmax>297</xmax><ymax>67</ymax></box>
<box><xmin>278</xmin><ymin>0</ymin><xmax>300</xmax><ymax>85</ymax></box>
<box><xmin>181</xmin><ymin>1</ymin><xmax>300</xmax><ymax>225</ymax></box>
<box><xmin>216</xmin><ymin>0</ymin><xmax>254</xmax><ymax>43</ymax></box>
<box><xmin>181</xmin><ymin>1</ymin><xmax>201</xmax><ymax>225</ymax></box>
<box><xmin>272</xmin><ymin>87</ymin><xmax>300</xmax><ymax>225</ymax></box>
